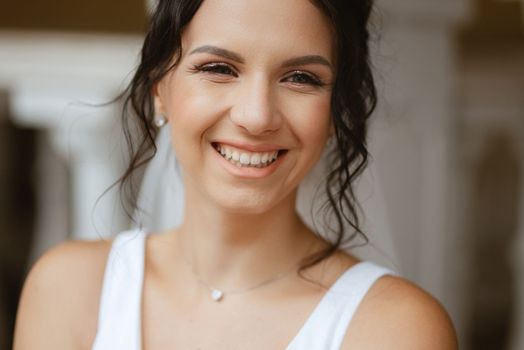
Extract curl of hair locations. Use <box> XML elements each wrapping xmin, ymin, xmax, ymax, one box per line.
<box><xmin>300</xmin><ymin>0</ymin><xmax>377</xmax><ymax>273</ymax></box>
<box><xmin>116</xmin><ymin>0</ymin><xmax>377</xmax><ymax>277</ymax></box>
<box><xmin>116</xmin><ymin>0</ymin><xmax>204</xmax><ymax>217</ymax></box>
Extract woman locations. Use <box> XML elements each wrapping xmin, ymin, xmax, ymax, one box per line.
<box><xmin>14</xmin><ymin>0</ymin><xmax>458</xmax><ymax>349</ymax></box>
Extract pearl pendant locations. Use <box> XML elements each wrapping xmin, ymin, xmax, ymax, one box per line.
<box><xmin>211</xmin><ymin>289</ymin><xmax>224</xmax><ymax>302</ymax></box>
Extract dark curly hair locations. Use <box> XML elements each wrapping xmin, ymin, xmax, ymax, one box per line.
<box><xmin>117</xmin><ymin>0</ymin><xmax>377</xmax><ymax>276</ymax></box>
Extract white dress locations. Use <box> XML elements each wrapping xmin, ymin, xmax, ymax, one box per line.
<box><xmin>91</xmin><ymin>230</ymin><xmax>397</xmax><ymax>349</ymax></box>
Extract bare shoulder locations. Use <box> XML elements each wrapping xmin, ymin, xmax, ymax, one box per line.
<box><xmin>14</xmin><ymin>238</ymin><xmax>112</xmax><ymax>350</ymax></box>
<box><xmin>341</xmin><ymin>274</ymin><xmax>458</xmax><ymax>350</ymax></box>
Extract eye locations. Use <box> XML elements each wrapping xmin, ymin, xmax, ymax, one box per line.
<box><xmin>283</xmin><ymin>71</ymin><xmax>324</xmax><ymax>87</ymax></box>
<box><xmin>193</xmin><ymin>63</ymin><xmax>238</xmax><ymax>77</ymax></box>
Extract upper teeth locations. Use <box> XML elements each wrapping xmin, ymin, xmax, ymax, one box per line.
<box><xmin>217</xmin><ymin>144</ymin><xmax>279</xmax><ymax>167</ymax></box>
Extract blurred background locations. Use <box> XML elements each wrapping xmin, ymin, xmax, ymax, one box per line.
<box><xmin>0</xmin><ymin>0</ymin><xmax>523</xmax><ymax>349</ymax></box>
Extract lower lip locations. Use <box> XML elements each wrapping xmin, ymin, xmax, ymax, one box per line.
<box><xmin>211</xmin><ymin>145</ymin><xmax>287</xmax><ymax>179</ymax></box>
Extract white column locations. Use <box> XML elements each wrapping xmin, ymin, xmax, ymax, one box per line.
<box><xmin>50</xmin><ymin>104</ymin><xmax>128</xmax><ymax>241</ymax></box>
<box><xmin>0</xmin><ymin>32</ymin><xmax>142</xmax><ymax>258</ymax></box>
<box><xmin>372</xmin><ymin>0</ymin><xmax>472</xmax><ymax>344</ymax></box>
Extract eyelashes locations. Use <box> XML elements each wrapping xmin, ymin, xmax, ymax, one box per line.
<box><xmin>192</xmin><ymin>62</ymin><xmax>238</xmax><ymax>77</ymax></box>
<box><xmin>190</xmin><ymin>62</ymin><xmax>327</xmax><ymax>87</ymax></box>
<box><xmin>284</xmin><ymin>70</ymin><xmax>325</xmax><ymax>87</ymax></box>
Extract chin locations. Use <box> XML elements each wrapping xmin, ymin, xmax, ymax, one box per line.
<box><xmin>209</xmin><ymin>187</ymin><xmax>286</xmax><ymax>215</ymax></box>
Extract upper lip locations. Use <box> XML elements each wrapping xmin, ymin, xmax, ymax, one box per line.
<box><xmin>212</xmin><ymin>140</ymin><xmax>287</xmax><ymax>153</ymax></box>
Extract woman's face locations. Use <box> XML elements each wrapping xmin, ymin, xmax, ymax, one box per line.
<box><xmin>155</xmin><ymin>0</ymin><xmax>335</xmax><ymax>214</ymax></box>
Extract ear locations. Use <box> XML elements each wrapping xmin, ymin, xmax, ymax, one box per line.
<box><xmin>152</xmin><ymin>83</ymin><xmax>166</xmax><ymax>116</ymax></box>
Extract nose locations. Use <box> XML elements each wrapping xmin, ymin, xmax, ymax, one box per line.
<box><xmin>229</xmin><ymin>76</ymin><xmax>282</xmax><ymax>136</ymax></box>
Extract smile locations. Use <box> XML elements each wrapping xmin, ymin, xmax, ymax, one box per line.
<box><xmin>212</xmin><ymin>143</ymin><xmax>287</xmax><ymax>168</ymax></box>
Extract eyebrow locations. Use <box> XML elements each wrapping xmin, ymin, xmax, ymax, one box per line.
<box><xmin>189</xmin><ymin>45</ymin><xmax>333</xmax><ymax>71</ymax></box>
<box><xmin>189</xmin><ymin>45</ymin><xmax>245</xmax><ymax>63</ymax></box>
<box><xmin>282</xmin><ymin>55</ymin><xmax>333</xmax><ymax>71</ymax></box>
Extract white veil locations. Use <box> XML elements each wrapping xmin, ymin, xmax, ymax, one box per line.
<box><xmin>135</xmin><ymin>126</ymin><xmax>399</xmax><ymax>269</ymax></box>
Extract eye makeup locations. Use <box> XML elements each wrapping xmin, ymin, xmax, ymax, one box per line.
<box><xmin>190</xmin><ymin>61</ymin><xmax>328</xmax><ymax>88</ymax></box>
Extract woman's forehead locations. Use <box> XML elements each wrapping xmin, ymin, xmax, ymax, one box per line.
<box><xmin>181</xmin><ymin>0</ymin><xmax>335</xmax><ymax>62</ymax></box>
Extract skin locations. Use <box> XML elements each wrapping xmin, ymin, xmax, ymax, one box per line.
<box><xmin>13</xmin><ymin>0</ymin><xmax>459</xmax><ymax>349</ymax></box>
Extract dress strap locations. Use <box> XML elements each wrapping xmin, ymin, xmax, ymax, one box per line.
<box><xmin>91</xmin><ymin>229</ymin><xmax>146</xmax><ymax>350</ymax></box>
<box><xmin>330</xmin><ymin>262</ymin><xmax>396</xmax><ymax>348</ymax></box>
<box><xmin>287</xmin><ymin>261</ymin><xmax>396</xmax><ymax>350</ymax></box>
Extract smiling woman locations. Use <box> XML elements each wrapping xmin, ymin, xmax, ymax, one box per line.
<box><xmin>155</xmin><ymin>0</ymin><xmax>335</xmax><ymax>215</ymax></box>
<box><xmin>13</xmin><ymin>1</ymin><xmax>458</xmax><ymax>349</ymax></box>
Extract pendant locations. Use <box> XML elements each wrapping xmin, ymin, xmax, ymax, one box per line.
<box><xmin>211</xmin><ymin>289</ymin><xmax>224</xmax><ymax>302</ymax></box>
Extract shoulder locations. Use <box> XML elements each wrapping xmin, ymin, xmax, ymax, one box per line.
<box><xmin>341</xmin><ymin>274</ymin><xmax>458</xmax><ymax>350</ymax></box>
<box><xmin>14</xmin><ymin>238</ymin><xmax>112</xmax><ymax>350</ymax></box>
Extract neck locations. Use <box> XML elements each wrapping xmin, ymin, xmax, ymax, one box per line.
<box><xmin>172</xmin><ymin>188</ymin><xmax>318</xmax><ymax>291</ymax></box>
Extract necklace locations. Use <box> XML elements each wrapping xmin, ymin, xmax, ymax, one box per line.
<box><xmin>185</xmin><ymin>262</ymin><xmax>300</xmax><ymax>302</ymax></box>
<box><xmin>178</xmin><ymin>231</ymin><xmax>317</xmax><ymax>302</ymax></box>
<box><xmin>180</xmin><ymin>249</ymin><xmax>310</xmax><ymax>302</ymax></box>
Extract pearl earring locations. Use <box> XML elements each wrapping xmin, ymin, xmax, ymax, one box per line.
<box><xmin>153</xmin><ymin>113</ymin><xmax>167</xmax><ymax>128</ymax></box>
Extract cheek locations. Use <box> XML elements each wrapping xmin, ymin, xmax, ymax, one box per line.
<box><xmin>288</xmin><ymin>95</ymin><xmax>332</xmax><ymax>151</ymax></box>
<box><xmin>163</xmin><ymin>78</ymin><xmax>221</xmax><ymax>152</ymax></box>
